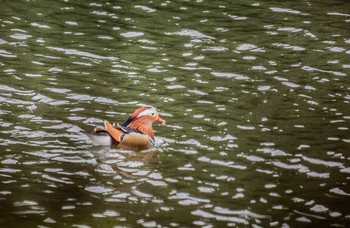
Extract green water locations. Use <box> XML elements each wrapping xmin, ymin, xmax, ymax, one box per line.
<box><xmin>1</xmin><ymin>0</ymin><xmax>350</xmax><ymax>227</ymax></box>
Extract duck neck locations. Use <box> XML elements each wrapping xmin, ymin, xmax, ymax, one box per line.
<box><xmin>129</xmin><ymin>119</ymin><xmax>154</xmax><ymax>140</ymax></box>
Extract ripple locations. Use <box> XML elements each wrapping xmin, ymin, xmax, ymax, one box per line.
<box><xmin>42</xmin><ymin>174</ymin><xmax>74</xmax><ymax>184</ymax></box>
<box><xmin>198</xmin><ymin>156</ymin><xmax>246</xmax><ymax>170</ymax></box>
<box><xmin>272</xmin><ymin>43</ymin><xmax>305</xmax><ymax>51</ymax></box>
<box><xmin>10</xmin><ymin>33</ymin><xmax>32</xmax><ymax>40</ymax></box>
<box><xmin>65</xmin><ymin>21</ymin><xmax>78</xmax><ymax>26</ymax></box>
<box><xmin>302</xmin><ymin>66</ymin><xmax>346</xmax><ymax>77</ymax></box>
<box><xmin>211</xmin><ymin>72</ymin><xmax>249</xmax><ymax>80</ymax></box>
<box><xmin>170</xmin><ymin>191</ymin><xmax>210</xmax><ymax>205</ymax></box>
<box><xmin>270</xmin><ymin>7</ymin><xmax>307</xmax><ymax>15</ymax></box>
<box><xmin>273</xmin><ymin>161</ymin><xmax>309</xmax><ymax>173</ymax></box>
<box><xmin>120</xmin><ymin>31</ymin><xmax>144</xmax><ymax>38</ymax></box>
<box><xmin>192</xmin><ymin>209</ymin><xmax>249</xmax><ymax>224</ymax></box>
<box><xmin>0</xmin><ymin>49</ymin><xmax>16</xmax><ymax>58</ymax></box>
<box><xmin>47</xmin><ymin>46</ymin><xmax>118</xmax><ymax>61</ymax></box>
<box><xmin>85</xmin><ymin>186</ymin><xmax>114</xmax><ymax>194</ymax></box>
<box><xmin>237</xmin><ymin>125</ymin><xmax>255</xmax><ymax>130</ymax></box>
<box><xmin>301</xmin><ymin>155</ymin><xmax>344</xmax><ymax>168</ymax></box>
<box><xmin>31</xmin><ymin>22</ymin><xmax>51</xmax><ymax>29</ymax></box>
<box><xmin>257</xmin><ymin>148</ymin><xmax>289</xmax><ymax>157</ymax></box>
<box><xmin>236</xmin><ymin>43</ymin><xmax>258</xmax><ymax>51</ymax></box>
<box><xmin>213</xmin><ymin>207</ymin><xmax>269</xmax><ymax>219</ymax></box>
<box><xmin>134</xmin><ymin>5</ymin><xmax>156</xmax><ymax>13</ymax></box>
<box><xmin>166</xmin><ymin>29</ymin><xmax>215</xmax><ymax>40</ymax></box>
<box><xmin>329</xmin><ymin>187</ymin><xmax>350</xmax><ymax>196</ymax></box>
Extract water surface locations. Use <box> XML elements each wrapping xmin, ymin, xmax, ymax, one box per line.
<box><xmin>1</xmin><ymin>0</ymin><xmax>350</xmax><ymax>227</ymax></box>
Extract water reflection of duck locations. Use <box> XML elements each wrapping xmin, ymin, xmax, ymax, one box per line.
<box><xmin>87</xmin><ymin>106</ymin><xmax>165</xmax><ymax>150</ymax></box>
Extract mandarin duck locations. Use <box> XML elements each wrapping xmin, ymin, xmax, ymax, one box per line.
<box><xmin>87</xmin><ymin>106</ymin><xmax>165</xmax><ymax>150</ymax></box>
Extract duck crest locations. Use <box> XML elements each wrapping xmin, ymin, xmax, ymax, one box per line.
<box><xmin>122</xmin><ymin>106</ymin><xmax>153</xmax><ymax>127</ymax></box>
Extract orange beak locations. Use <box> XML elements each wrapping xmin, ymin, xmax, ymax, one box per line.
<box><xmin>156</xmin><ymin>116</ymin><xmax>166</xmax><ymax>124</ymax></box>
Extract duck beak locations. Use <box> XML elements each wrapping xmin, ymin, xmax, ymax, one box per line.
<box><xmin>156</xmin><ymin>116</ymin><xmax>166</xmax><ymax>124</ymax></box>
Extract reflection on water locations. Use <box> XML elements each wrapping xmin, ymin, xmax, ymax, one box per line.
<box><xmin>1</xmin><ymin>0</ymin><xmax>350</xmax><ymax>227</ymax></box>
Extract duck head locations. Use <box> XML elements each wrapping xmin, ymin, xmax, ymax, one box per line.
<box><xmin>122</xmin><ymin>106</ymin><xmax>165</xmax><ymax>139</ymax></box>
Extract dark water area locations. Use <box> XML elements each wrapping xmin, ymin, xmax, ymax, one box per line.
<box><xmin>0</xmin><ymin>0</ymin><xmax>350</xmax><ymax>227</ymax></box>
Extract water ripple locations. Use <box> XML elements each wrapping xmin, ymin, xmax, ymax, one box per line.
<box><xmin>47</xmin><ymin>46</ymin><xmax>118</xmax><ymax>61</ymax></box>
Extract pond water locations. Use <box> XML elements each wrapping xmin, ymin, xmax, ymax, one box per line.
<box><xmin>1</xmin><ymin>0</ymin><xmax>350</xmax><ymax>227</ymax></box>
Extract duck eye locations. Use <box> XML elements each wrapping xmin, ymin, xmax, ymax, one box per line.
<box><xmin>151</xmin><ymin>112</ymin><xmax>155</xmax><ymax>116</ymax></box>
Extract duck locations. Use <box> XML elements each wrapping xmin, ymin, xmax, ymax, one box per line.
<box><xmin>87</xmin><ymin>106</ymin><xmax>165</xmax><ymax>150</ymax></box>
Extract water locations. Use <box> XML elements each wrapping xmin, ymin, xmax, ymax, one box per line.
<box><xmin>1</xmin><ymin>0</ymin><xmax>349</xmax><ymax>227</ymax></box>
